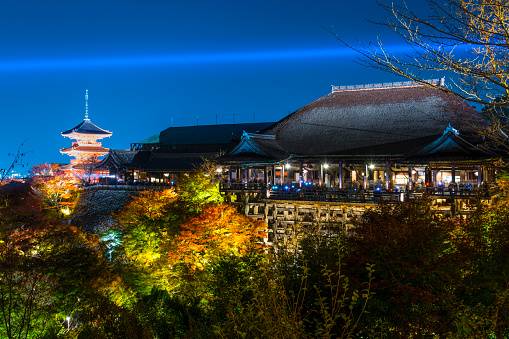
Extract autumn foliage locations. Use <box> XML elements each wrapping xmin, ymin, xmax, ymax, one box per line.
<box><xmin>114</xmin><ymin>183</ymin><xmax>267</xmax><ymax>294</ymax></box>
<box><xmin>169</xmin><ymin>204</ymin><xmax>266</xmax><ymax>271</ymax></box>
<box><xmin>31</xmin><ymin>167</ymin><xmax>79</xmax><ymax>218</ymax></box>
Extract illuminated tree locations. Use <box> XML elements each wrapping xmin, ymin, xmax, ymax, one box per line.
<box><xmin>114</xmin><ymin>183</ymin><xmax>265</xmax><ymax>294</ymax></box>
<box><xmin>167</xmin><ymin>204</ymin><xmax>266</xmax><ymax>271</ymax></box>
<box><xmin>177</xmin><ymin>171</ymin><xmax>223</xmax><ymax>214</ymax></box>
<box><xmin>31</xmin><ymin>169</ymin><xmax>79</xmax><ymax>218</ymax></box>
<box><xmin>0</xmin><ymin>180</ymin><xmax>145</xmax><ymax>338</ymax></box>
<box><xmin>337</xmin><ymin>0</ymin><xmax>509</xmax><ymax>147</ymax></box>
<box><xmin>28</xmin><ymin>163</ymin><xmax>57</xmax><ymax>177</ymax></box>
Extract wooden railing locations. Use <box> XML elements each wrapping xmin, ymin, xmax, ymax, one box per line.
<box><xmin>220</xmin><ymin>183</ymin><xmax>500</xmax><ymax>203</ymax></box>
<box><xmin>219</xmin><ymin>182</ymin><xmax>268</xmax><ymax>191</ymax></box>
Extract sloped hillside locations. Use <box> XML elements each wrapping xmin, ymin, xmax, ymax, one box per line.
<box><xmin>71</xmin><ymin>189</ymin><xmax>139</xmax><ymax>232</ymax></box>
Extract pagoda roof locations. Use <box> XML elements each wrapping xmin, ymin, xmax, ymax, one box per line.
<box><xmin>259</xmin><ymin>82</ymin><xmax>486</xmax><ymax>155</ymax></box>
<box><xmin>62</xmin><ymin>119</ymin><xmax>112</xmax><ymax>136</ymax></box>
<box><xmin>60</xmin><ymin>145</ymin><xmax>110</xmax><ymax>154</ymax></box>
<box><xmin>138</xmin><ymin>122</ymin><xmax>274</xmax><ymax>146</ymax></box>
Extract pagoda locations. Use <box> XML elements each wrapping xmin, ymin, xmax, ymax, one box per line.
<box><xmin>60</xmin><ymin>90</ymin><xmax>112</xmax><ymax>174</ymax></box>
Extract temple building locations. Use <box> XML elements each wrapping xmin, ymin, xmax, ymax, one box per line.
<box><xmin>60</xmin><ymin>90</ymin><xmax>112</xmax><ymax>181</ymax></box>
<box><xmin>218</xmin><ymin>79</ymin><xmax>504</xmax><ymax>213</ymax></box>
<box><xmin>95</xmin><ymin>122</ymin><xmax>273</xmax><ymax>184</ymax></box>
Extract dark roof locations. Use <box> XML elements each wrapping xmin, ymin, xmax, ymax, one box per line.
<box><xmin>260</xmin><ymin>85</ymin><xmax>485</xmax><ymax>155</ymax></box>
<box><xmin>60</xmin><ymin>145</ymin><xmax>109</xmax><ymax>153</ymax></box>
<box><xmin>96</xmin><ymin>149</ymin><xmax>209</xmax><ymax>172</ymax></box>
<box><xmin>406</xmin><ymin>126</ymin><xmax>500</xmax><ymax>161</ymax></box>
<box><xmin>139</xmin><ymin>122</ymin><xmax>275</xmax><ymax>145</ymax></box>
<box><xmin>143</xmin><ymin>153</ymin><xmax>205</xmax><ymax>171</ymax></box>
<box><xmin>96</xmin><ymin>150</ymin><xmax>152</xmax><ymax>169</ymax></box>
<box><xmin>62</xmin><ymin>119</ymin><xmax>112</xmax><ymax>136</ymax></box>
<box><xmin>221</xmin><ymin>132</ymin><xmax>288</xmax><ymax>163</ymax></box>
<box><xmin>108</xmin><ymin>150</ymin><xmax>150</xmax><ymax>167</ymax></box>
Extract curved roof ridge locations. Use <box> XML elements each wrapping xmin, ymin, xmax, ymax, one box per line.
<box><xmin>62</xmin><ymin>119</ymin><xmax>112</xmax><ymax>136</ymax></box>
<box><xmin>331</xmin><ymin>78</ymin><xmax>444</xmax><ymax>92</ymax></box>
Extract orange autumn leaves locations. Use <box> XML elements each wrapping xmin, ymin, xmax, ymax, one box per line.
<box><xmin>169</xmin><ymin>205</ymin><xmax>267</xmax><ymax>271</ymax></box>
<box><xmin>116</xmin><ymin>187</ymin><xmax>267</xmax><ymax>279</ymax></box>
<box><xmin>31</xmin><ymin>165</ymin><xmax>79</xmax><ymax>218</ymax></box>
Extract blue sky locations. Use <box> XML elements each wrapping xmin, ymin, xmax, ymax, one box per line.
<box><xmin>0</xmin><ymin>0</ymin><xmax>429</xmax><ymax>174</ymax></box>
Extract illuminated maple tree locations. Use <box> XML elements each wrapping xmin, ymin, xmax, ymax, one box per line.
<box><xmin>28</xmin><ymin>163</ymin><xmax>57</xmax><ymax>177</ymax></box>
<box><xmin>168</xmin><ymin>204</ymin><xmax>266</xmax><ymax>271</ymax></box>
<box><xmin>114</xmin><ymin>172</ymin><xmax>267</xmax><ymax>294</ymax></box>
<box><xmin>31</xmin><ymin>169</ymin><xmax>79</xmax><ymax>218</ymax></box>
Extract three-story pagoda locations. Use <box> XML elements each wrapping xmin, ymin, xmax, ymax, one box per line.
<box><xmin>60</xmin><ymin>90</ymin><xmax>112</xmax><ymax>171</ymax></box>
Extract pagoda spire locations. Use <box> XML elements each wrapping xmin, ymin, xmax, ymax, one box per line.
<box><xmin>85</xmin><ymin>89</ymin><xmax>89</xmax><ymax>120</ymax></box>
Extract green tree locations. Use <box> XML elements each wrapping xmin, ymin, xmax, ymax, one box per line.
<box><xmin>177</xmin><ymin>171</ymin><xmax>223</xmax><ymax>214</ymax></box>
<box><xmin>451</xmin><ymin>199</ymin><xmax>509</xmax><ymax>338</ymax></box>
<box><xmin>343</xmin><ymin>198</ymin><xmax>458</xmax><ymax>337</ymax></box>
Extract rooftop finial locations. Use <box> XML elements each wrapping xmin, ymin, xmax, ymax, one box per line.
<box><xmin>85</xmin><ymin>89</ymin><xmax>89</xmax><ymax>120</ymax></box>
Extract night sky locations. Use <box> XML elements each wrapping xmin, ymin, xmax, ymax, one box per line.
<box><xmin>0</xmin><ymin>0</ymin><xmax>430</xmax><ymax>174</ymax></box>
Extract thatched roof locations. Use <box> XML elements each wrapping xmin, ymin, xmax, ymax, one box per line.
<box><xmin>261</xmin><ymin>84</ymin><xmax>485</xmax><ymax>155</ymax></box>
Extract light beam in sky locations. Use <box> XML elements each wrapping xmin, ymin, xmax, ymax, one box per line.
<box><xmin>0</xmin><ymin>46</ymin><xmax>413</xmax><ymax>72</ymax></box>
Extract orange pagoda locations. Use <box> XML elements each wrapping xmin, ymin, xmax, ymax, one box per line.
<box><xmin>60</xmin><ymin>90</ymin><xmax>112</xmax><ymax>179</ymax></box>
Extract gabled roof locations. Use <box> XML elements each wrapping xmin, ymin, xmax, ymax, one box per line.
<box><xmin>62</xmin><ymin>119</ymin><xmax>112</xmax><ymax>136</ymax></box>
<box><xmin>407</xmin><ymin>125</ymin><xmax>499</xmax><ymax>161</ymax></box>
<box><xmin>226</xmin><ymin>132</ymin><xmax>288</xmax><ymax>159</ymax></box>
<box><xmin>260</xmin><ymin>84</ymin><xmax>485</xmax><ymax>155</ymax></box>
<box><xmin>138</xmin><ymin>122</ymin><xmax>275</xmax><ymax>145</ymax></box>
<box><xmin>96</xmin><ymin>150</ymin><xmax>152</xmax><ymax>170</ymax></box>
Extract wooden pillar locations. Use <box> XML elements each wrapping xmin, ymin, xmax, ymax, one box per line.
<box><xmin>280</xmin><ymin>164</ymin><xmax>284</xmax><ymax>186</ymax></box>
<box><xmin>264</xmin><ymin>166</ymin><xmax>268</xmax><ymax>184</ymax></box>
<box><xmin>244</xmin><ymin>194</ymin><xmax>249</xmax><ymax>216</ymax></box>
<box><xmin>299</xmin><ymin>161</ymin><xmax>303</xmax><ymax>188</ymax></box>
<box><xmin>272</xmin><ymin>165</ymin><xmax>276</xmax><ymax>185</ymax></box>
<box><xmin>342</xmin><ymin>206</ymin><xmax>348</xmax><ymax>226</ymax></box>
<box><xmin>286</xmin><ymin>163</ymin><xmax>291</xmax><ymax>185</ymax></box>
<box><xmin>338</xmin><ymin>160</ymin><xmax>343</xmax><ymax>189</ymax></box>
<box><xmin>228</xmin><ymin>165</ymin><xmax>232</xmax><ymax>184</ymax></box>
<box><xmin>272</xmin><ymin>204</ymin><xmax>278</xmax><ymax>244</ymax></box>
<box><xmin>451</xmin><ymin>166</ymin><xmax>456</xmax><ymax>183</ymax></box>
<box><xmin>363</xmin><ymin>162</ymin><xmax>368</xmax><ymax>190</ymax></box>
<box><xmin>385</xmin><ymin>161</ymin><xmax>390</xmax><ymax>190</ymax></box>
<box><xmin>319</xmin><ymin>164</ymin><xmax>323</xmax><ymax>187</ymax></box>
<box><xmin>408</xmin><ymin>166</ymin><xmax>412</xmax><ymax>191</ymax></box>
<box><xmin>425</xmin><ymin>166</ymin><xmax>431</xmax><ymax>187</ymax></box>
